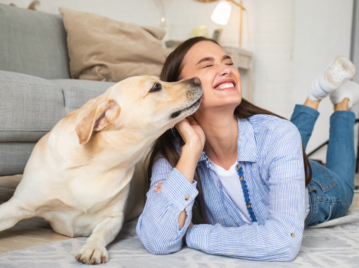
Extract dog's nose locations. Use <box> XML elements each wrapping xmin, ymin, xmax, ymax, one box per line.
<box><xmin>189</xmin><ymin>77</ymin><xmax>201</xmax><ymax>87</ymax></box>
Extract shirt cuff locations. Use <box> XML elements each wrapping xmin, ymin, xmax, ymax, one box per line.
<box><xmin>185</xmin><ymin>224</ymin><xmax>211</xmax><ymax>252</ymax></box>
<box><xmin>161</xmin><ymin>168</ymin><xmax>199</xmax><ymax>211</ymax></box>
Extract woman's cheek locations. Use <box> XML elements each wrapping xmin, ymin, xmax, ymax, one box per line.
<box><xmin>201</xmin><ymin>71</ymin><xmax>215</xmax><ymax>90</ymax></box>
<box><xmin>199</xmin><ymin>86</ymin><xmax>216</xmax><ymax>109</ymax></box>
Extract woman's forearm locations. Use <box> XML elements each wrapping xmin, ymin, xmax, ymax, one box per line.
<box><xmin>176</xmin><ymin>145</ymin><xmax>201</xmax><ymax>183</ymax></box>
<box><xmin>176</xmin><ymin>145</ymin><xmax>202</xmax><ymax>230</ymax></box>
<box><xmin>137</xmin><ymin>161</ymin><xmax>199</xmax><ymax>254</ymax></box>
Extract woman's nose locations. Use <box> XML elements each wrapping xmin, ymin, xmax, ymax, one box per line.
<box><xmin>219</xmin><ymin>65</ymin><xmax>231</xmax><ymax>76</ymax></box>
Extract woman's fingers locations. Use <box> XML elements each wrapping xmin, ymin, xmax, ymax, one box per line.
<box><xmin>155</xmin><ymin>183</ymin><xmax>163</xmax><ymax>188</ymax></box>
<box><xmin>175</xmin><ymin>119</ymin><xmax>190</xmax><ymax>141</ymax></box>
<box><xmin>175</xmin><ymin>128</ymin><xmax>185</xmax><ymax>141</ymax></box>
<box><xmin>174</xmin><ymin>117</ymin><xmax>205</xmax><ymax>156</ymax></box>
<box><xmin>175</xmin><ymin>118</ymin><xmax>201</xmax><ymax>144</ymax></box>
<box><xmin>154</xmin><ymin>183</ymin><xmax>163</xmax><ymax>193</ymax></box>
<box><xmin>187</xmin><ymin>115</ymin><xmax>199</xmax><ymax>126</ymax></box>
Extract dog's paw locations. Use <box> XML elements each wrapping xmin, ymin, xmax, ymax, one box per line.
<box><xmin>76</xmin><ymin>242</ymin><xmax>109</xmax><ymax>265</ymax></box>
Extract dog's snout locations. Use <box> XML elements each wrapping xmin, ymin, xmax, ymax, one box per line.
<box><xmin>189</xmin><ymin>77</ymin><xmax>201</xmax><ymax>87</ymax></box>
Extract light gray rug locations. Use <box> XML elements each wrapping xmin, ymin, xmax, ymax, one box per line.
<box><xmin>1</xmin><ymin>211</ymin><xmax>359</xmax><ymax>268</ymax></box>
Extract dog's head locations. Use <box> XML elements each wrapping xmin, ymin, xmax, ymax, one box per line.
<box><xmin>75</xmin><ymin>76</ymin><xmax>202</xmax><ymax>145</ymax></box>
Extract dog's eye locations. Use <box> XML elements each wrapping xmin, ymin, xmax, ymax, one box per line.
<box><xmin>149</xmin><ymin>83</ymin><xmax>162</xmax><ymax>93</ymax></box>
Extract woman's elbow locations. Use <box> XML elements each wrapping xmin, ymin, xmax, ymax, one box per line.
<box><xmin>143</xmin><ymin>243</ymin><xmax>175</xmax><ymax>255</ymax></box>
<box><xmin>285</xmin><ymin>242</ymin><xmax>301</xmax><ymax>262</ymax></box>
<box><xmin>278</xmin><ymin>238</ymin><xmax>302</xmax><ymax>262</ymax></box>
<box><xmin>261</xmin><ymin>232</ymin><xmax>302</xmax><ymax>262</ymax></box>
<box><xmin>139</xmin><ymin>235</ymin><xmax>182</xmax><ymax>255</ymax></box>
<box><xmin>136</xmin><ymin>224</ymin><xmax>182</xmax><ymax>255</ymax></box>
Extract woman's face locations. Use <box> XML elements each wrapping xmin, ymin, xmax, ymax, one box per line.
<box><xmin>180</xmin><ymin>41</ymin><xmax>242</xmax><ymax>112</ymax></box>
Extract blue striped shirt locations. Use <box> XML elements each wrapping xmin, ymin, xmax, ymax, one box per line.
<box><xmin>136</xmin><ymin>114</ymin><xmax>306</xmax><ymax>262</ymax></box>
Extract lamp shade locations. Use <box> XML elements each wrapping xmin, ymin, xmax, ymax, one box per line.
<box><xmin>211</xmin><ymin>1</ymin><xmax>231</xmax><ymax>25</ymax></box>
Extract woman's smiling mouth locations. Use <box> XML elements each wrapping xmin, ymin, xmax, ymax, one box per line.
<box><xmin>213</xmin><ymin>79</ymin><xmax>236</xmax><ymax>91</ymax></box>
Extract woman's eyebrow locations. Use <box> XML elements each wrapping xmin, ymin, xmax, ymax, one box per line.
<box><xmin>196</xmin><ymin>57</ymin><xmax>214</xmax><ymax>65</ymax></box>
<box><xmin>195</xmin><ymin>55</ymin><xmax>232</xmax><ymax>65</ymax></box>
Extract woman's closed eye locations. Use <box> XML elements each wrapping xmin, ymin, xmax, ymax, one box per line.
<box><xmin>203</xmin><ymin>62</ymin><xmax>233</xmax><ymax>68</ymax></box>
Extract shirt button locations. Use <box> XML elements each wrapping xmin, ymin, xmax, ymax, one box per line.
<box><xmin>246</xmin><ymin>204</ymin><xmax>251</xmax><ymax>209</ymax></box>
<box><xmin>184</xmin><ymin>195</ymin><xmax>189</xmax><ymax>201</ymax></box>
<box><xmin>236</xmin><ymin>164</ymin><xmax>241</xmax><ymax>170</ymax></box>
<box><xmin>239</xmin><ymin>176</ymin><xmax>244</xmax><ymax>181</ymax></box>
<box><xmin>291</xmin><ymin>233</ymin><xmax>295</xmax><ymax>238</ymax></box>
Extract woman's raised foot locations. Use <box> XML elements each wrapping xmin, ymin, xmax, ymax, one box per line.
<box><xmin>309</xmin><ymin>56</ymin><xmax>356</xmax><ymax>102</ymax></box>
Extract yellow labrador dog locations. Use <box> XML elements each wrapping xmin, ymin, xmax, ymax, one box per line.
<box><xmin>0</xmin><ymin>76</ymin><xmax>202</xmax><ymax>264</ymax></box>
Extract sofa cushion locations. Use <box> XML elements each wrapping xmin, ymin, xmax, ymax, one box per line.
<box><xmin>0</xmin><ymin>71</ymin><xmax>66</xmax><ymax>142</ymax></box>
<box><xmin>0</xmin><ymin>142</ymin><xmax>35</xmax><ymax>176</ymax></box>
<box><xmin>0</xmin><ymin>4</ymin><xmax>70</xmax><ymax>79</ymax></box>
<box><xmin>0</xmin><ymin>71</ymin><xmax>115</xmax><ymax>143</ymax></box>
<box><xmin>52</xmin><ymin>79</ymin><xmax>115</xmax><ymax>114</ymax></box>
<box><xmin>58</xmin><ymin>7</ymin><xmax>166</xmax><ymax>82</ymax></box>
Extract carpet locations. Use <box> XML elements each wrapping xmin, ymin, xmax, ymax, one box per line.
<box><xmin>1</xmin><ymin>211</ymin><xmax>359</xmax><ymax>268</ymax></box>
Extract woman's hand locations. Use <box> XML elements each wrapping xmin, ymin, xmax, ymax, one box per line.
<box><xmin>155</xmin><ymin>181</ymin><xmax>194</xmax><ymax>232</ymax></box>
<box><xmin>175</xmin><ymin>116</ymin><xmax>205</xmax><ymax>158</ymax></box>
<box><xmin>154</xmin><ymin>182</ymin><xmax>163</xmax><ymax>194</ymax></box>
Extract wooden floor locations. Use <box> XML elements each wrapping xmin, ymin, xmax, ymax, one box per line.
<box><xmin>0</xmin><ymin>174</ymin><xmax>359</xmax><ymax>254</ymax></box>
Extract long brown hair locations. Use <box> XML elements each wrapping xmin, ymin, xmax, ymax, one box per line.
<box><xmin>145</xmin><ymin>36</ymin><xmax>312</xmax><ymax>224</ymax></box>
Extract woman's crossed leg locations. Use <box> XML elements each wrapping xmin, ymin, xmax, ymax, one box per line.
<box><xmin>290</xmin><ymin>56</ymin><xmax>357</xmax><ymax>225</ymax></box>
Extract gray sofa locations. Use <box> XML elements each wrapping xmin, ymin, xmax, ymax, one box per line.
<box><xmin>0</xmin><ymin>4</ymin><xmax>146</xmax><ymax>221</ymax></box>
<box><xmin>0</xmin><ymin>4</ymin><xmax>117</xmax><ymax>176</ymax></box>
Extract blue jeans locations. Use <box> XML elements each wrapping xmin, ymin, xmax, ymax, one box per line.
<box><xmin>290</xmin><ymin>104</ymin><xmax>356</xmax><ymax>226</ymax></box>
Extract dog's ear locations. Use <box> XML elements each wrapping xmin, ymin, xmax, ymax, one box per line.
<box><xmin>75</xmin><ymin>100</ymin><xmax>121</xmax><ymax>145</ymax></box>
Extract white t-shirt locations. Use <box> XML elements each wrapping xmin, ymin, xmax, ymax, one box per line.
<box><xmin>211</xmin><ymin>161</ymin><xmax>252</xmax><ymax>224</ymax></box>
<box><xmin>212</xmin><ymin>161</ymin><xmax>311</xmax><ymax>223</ymax></box>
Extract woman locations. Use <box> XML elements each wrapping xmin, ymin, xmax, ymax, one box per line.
<box><xmin>136</xmin><ymin>37</ymin><xmax>357</xmax><ymax>261</ymax></box>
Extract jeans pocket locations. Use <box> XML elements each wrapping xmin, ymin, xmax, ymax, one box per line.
<box><xmin>310</xmin><ymin>161</ymin><xmax>338</xmax><ymax>193</ymax></box>
<box><xmin>306</xmin><ymin>193</ymin><xmax>337</xmax><ymax>226</ymax></box>
<box><xmin>323</xmin><ymin>202</ymin><xmax>333</xmax><ymax>222</ymax></box>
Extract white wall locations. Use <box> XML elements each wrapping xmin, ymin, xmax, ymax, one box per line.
<box><xmin>167</xmin><ymin>0</ymin><xmax>297</xmax><ymax>119</ymax></box>
<box><xmin>351</xmin><ymin>0</ymin><xmax>359</xmax><ymax>158</ymax></box>
<box><xmin>1</xmin><ymin>0</ymin><xmax>355</xmax><ymax>162</ymax></box>
<box><xmin>240</xmin><ymin>0</ymin><xmax>296</xmax><ymax>119</ymax></box>
<box><xmin>293</xmin><ymin>0</ymin><xmax>353</xmax><ymax>161</ymax></box>
<box><xmin>352</xmin><ymin>0</ymin><xmax>359</xmax><ymax>84</ymax></box>
<box><xmin>1</xmin><ymin>0</ymin><xmax>297</xmax><ymax>119</ymax></box>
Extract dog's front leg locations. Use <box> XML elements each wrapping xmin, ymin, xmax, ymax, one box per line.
<box><xmin>76</xmin><ymin>215</ymin><xmax>124</xmax><ymax>264</ymax></box>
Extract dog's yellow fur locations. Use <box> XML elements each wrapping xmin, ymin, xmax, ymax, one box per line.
<box><xmin>0</xmin><ymin>76</ymin><xmax>202</xmax><ymax>265</ymax></box>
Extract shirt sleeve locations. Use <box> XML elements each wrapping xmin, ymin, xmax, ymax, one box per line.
<box><xmin>136</xmin><ymin>157</ymin><xmax>199</xmax><ymax>255</ymax></box>
<box><xmin>185</xmin><ymin>121</ymin><xmax>306</xmax><ymax>261</ymax></box>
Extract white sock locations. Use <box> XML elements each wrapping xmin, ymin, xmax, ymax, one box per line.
<box><xmin>308</xmin><ymin>56</ymin><xmax>356</xmax><ymax>101</ymax></box>
<box><xmin>330</xmin><ymin>80</ymin><xmax>359</xmax><ymax>109</ymax></box>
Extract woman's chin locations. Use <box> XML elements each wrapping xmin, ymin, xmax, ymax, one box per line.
<box><xmin>201</xmin><ymin>98</ymin><xmax>242</xmax><ymax>110</ymax></box>
<box><xmin>213</xmin><ymin>91</ymin><xmax>242</xmax><ymax>104</ymax></box>
<box><xmin>200</xmin><ymin>88</ymin><xmax>242</xmax><ymax>110</ymax></box>
<box><xmin>213</xmin><ymin>87</ymin><xmax>241</xmax><ymax>97</ymax></box>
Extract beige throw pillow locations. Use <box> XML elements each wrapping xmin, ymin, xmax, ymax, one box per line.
<box><xmin>59</xmin><ymin>7</ymin><xmax>166</xmax><ymax>82</ymax></box>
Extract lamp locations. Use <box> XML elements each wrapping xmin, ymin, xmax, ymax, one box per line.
<box><xmin>211</xmin><ymin>1</ymin><xmax>231</xmax><ymax>25</ymax></box>
<box><xmin>196</xmin><ymin>0</ymin><xmax>245</xmax><ymax>47</ymax></box>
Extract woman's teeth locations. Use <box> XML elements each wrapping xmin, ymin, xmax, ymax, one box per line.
<box><xmin>217</xmin><ymin>83</ymin><xmax>234</xmax><ymax>89</ymax></box>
